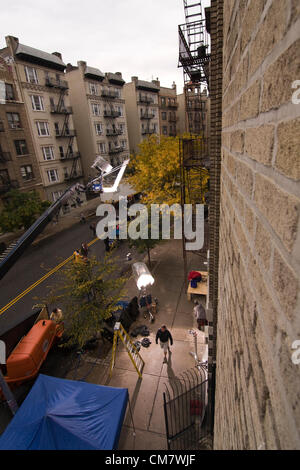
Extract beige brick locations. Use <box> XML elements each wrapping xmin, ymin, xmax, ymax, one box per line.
<box><xmin>235</xmin><ymin>52</ymin><xmax>249</xmax><ymax>94</ymax></box>
<box><xmin>230</xmin><ymin>129</ymin><xmax>245</xmax><ymax>153</ymax></box>
<box><xmin>249</xmin><ymin>0</ymin><xmax>288</xmax><ymax>76</ymax></box>
<box><xmin>236</xmin><ymin>159</ymin><xmax>254</xmax><ymax>198</ymax></box>
<box><xmin>240</xmin><ymin>80</ymin><xmax>261</xmax><ymax>121</ymax></box>
<box><xmin>240</xmin><ymin>0</ymin><xmax>266</xmax><ymax>53</ymax></box>
<box><xmin>248</xmin><ymin>377</ymin><xmax>267</xmax><ymax>448</ymax></box>
<box><xmin>245</xmin><ymin>124</ymin><xmax>274</xmax><ymax>166</ymax></box>
<box><xmin>290</xmin><ymin>0</ymin><xmax>300</xmax><ymax>26</ymax></box>
<box><xmin>254</xmin><ymin>173</ymin><xmax>300</xmax><ymax>251</ymax></box>
<box><xmin>255</xmin><ymin>218</ymin><xmax>272</xmax><ymax>271</ymax></box>
<box><xmin>276</xmin><ymin>118</ymin><xmax>300</xmax><ymax>180</ymax></box>
<box><xmin>272</xmin><ymin>248</ymin><xmax>299</xmax><ymax>321</ymax></box>
<box><xmin>261</xmin><ymin>39</ymin><xmax>300</xmax><ymax>112</ymax></box>
<box><xmin>222</xmin><ymin>131</ymin><xmax>231</xmax><ymax>149</ymax></box>
<box><xmin>263</xmin><ymin>400</ymin><xmax>280</xmax><ymax>449</ymax></box>
<box><xmin>244</xmin><ymin>202</ymin><xmax>255</xmax><ymax>238</ymax></box>
<box><xmin>255</xmin><ymin>326</ymin><xmax>300</xmax><ymax>449</ymax></box>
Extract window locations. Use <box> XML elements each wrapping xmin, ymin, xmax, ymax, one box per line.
<box><xmin>20</xmin><ymin>165</ymin><xmax>34</xmax><ymax>181</ymax></box>
<box><xmin>119</xmin><ymin>123</ymin><xmax>124</xmax><ymax>134</ymax></box>
<box><xmin>95</xmin><ymin>123</ymin><xmax>102</xmax><ymax>135</ymax></box>
<box><xmin>89</xmin><ymin>83</ymin><xmax>98</xmax><ymax>95</ymax></box>
<box><xmin>151</xmin><ymin>108</ymin><xmax>156</xmax><ymax>117</ymax></box>
<box><xmin>47</xmin><ymin>169</ymin><xmax>59</xmax><ymax>183</ymax></box>
<box><xmin>31</xmin><ymin>95</ymin><xmax>44</xmax><ymax>111</ymax></box>
<box><xmin>36</xmin><ymin>121</ymin><xmax>50</xmax><ymax>136</ymax></box>
<box><xmin>14</xmin><ymin>140</ymin><xmax>28</xmax><ymax>156</ymax></box>
<box><xmin>98</xmin><ymin>142</ymin><xmax>106</xmax><ymax>154</ymax></box>
<box><xmin>7</xmin><ymin>112</ymin><xmax>21</xmax><ymax>129</ymax></box>
<box><xmin>115</xmin><ymin>88</ymin><xmax>121</xmax><ymax>98</ymax></box>
<box><xmin>52</xmin><ymin>190</ymin><xmax>63</xmax><ymax>202</ymax></box>
<box><xmin>25</xmin><ymin>66</ymin><xmax>38</xmax><ymax>84</ymax></box>
<box><xmin>162</xmin><ymin>112</ymin><xmax>167</xmax><ymax>120</ymax></box>
<box><xmin>162</xmin><ymin>126</ymin><xmax>168</xmax><ymax>135</ymax></box>
<box><xmin>5</xmin><ymin>83</ymin><xmax>14</xmax><ymax>101</ymax></box>
<box><xmin>120</xmin><ymin>140</ymin><xmax>127</xmax><ymax>149</ymax></box>
<box><xmin>116</xmin><ymin>105</ymin><xmax>123</xmax><ymax>116</ymax></box>
<box><xmin>161</xmin><ymin>97</ymin><xmax>166</xmax><ymax>106</ymax></box>
<box><xmin>42</xmin><ymin>146</ymin><xmax>55</xmax><ymax>160</ymax></box>
<box><xmin>91</xmin><ymin>103</ymin><xmax>101</xmax><ymax>116</ymax></box>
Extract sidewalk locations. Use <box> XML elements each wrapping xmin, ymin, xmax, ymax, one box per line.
<box><xmin>61</xmin><ymin>238</ymin><xmax>209</xmax><ymax>450</ymax></box>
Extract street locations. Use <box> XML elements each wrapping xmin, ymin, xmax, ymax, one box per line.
<box><xmin>0</xmin><ymin>215</ymin><xmax>139</xmax><ymax>333</ymax></box>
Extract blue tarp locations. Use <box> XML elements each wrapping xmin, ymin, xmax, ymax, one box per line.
<box><xmin>0</xmin><ymin>374</ymin><xmax>128</xmax><ymax>450</ymax></box>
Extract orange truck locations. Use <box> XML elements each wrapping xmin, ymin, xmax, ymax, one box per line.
<box><xmin>0</xmin><ymin>307</ymin><xmax>63</xmax><ymax>394</ymax></box>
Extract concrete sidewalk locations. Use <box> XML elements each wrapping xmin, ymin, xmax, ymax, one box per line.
<box><xmin>61</xmin><ymin>238</ymin><xmax>209</xmax><ymax>450</ymax></box>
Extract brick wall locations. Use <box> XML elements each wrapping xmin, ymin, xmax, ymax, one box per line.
<box><xmin>214</xmin><ymin>0</ymin><xmax>300</xmax><ymax>449</ymax></box>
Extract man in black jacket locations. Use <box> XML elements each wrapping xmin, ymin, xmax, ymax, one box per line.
<box><xmin>156</xmin><ymin>325</ymin><xmax>173</xmax><ymax>363</ymax></box>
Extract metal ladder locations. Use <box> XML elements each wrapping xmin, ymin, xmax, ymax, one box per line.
<box><xmin>109</xmin><ymin>322</ymin><xmax>145</xmax><ymax>379</ymax></box>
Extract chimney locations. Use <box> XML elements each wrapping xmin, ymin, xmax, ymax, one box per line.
<box><xmin>172</xmin><ymin>81</ymin><xmax>176</xmax><ymax>91</ymax></box>
<box><xmin>131</xmin><ymin>76</ymin><xmax>138</xmax><ymax>83</ymax></box>
<box><xmin>5</xmin><ymin>35</ymin><xmax>19</xmax><ymax>53</ymax></box>
<box><xmin>115</xmin><ymin>72</ymin><xmax>122</xmax><ymax>77</ymax></box>
<box><xmin>52</xmin><ymin>52</ymin><xmax>62</xmax><ymax>60</ymax></box>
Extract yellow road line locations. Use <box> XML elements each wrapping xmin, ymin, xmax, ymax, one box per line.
<box><xmin>0</xmin><ymin>237</ymin><xmax>99</xmax><ymax>316</ymax></box>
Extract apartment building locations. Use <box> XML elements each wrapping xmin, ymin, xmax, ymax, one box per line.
<box><xmin>123</xmin><ymin>77</ymin><xmax>160</xmax><ymax>154</ymax></box>
<box><xmin>158</xmin><ymin>81</ymin><xmax>178</xmax><ymax>137</ymax></box>
<box><xmin>66</xmin><ymin>61</ymin><xmax>129</xmax><ymax>182</ymax></box>
<box><xmin>177</xmin><ymin>85</ymin><xmax>210</xmax><ymax>141</ymax></box>
<box><xmin>0</xmin><ymin>36</ymin><xmax>84</xmax><ymax>210</ymax></box>
<box><xmin>0</xmin><ymin>56</ymin><xmax>43</xmax><ymax>206</ymax></box>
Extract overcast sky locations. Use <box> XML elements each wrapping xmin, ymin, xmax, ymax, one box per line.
<box><xmin>1</xmin><ymin>0</ymin><xmax>210</xmax><ymax>93</ymax></box>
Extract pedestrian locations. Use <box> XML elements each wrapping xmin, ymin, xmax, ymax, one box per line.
<box><xmin>80</xmin><ymin>212</ymin><xmax>86</xmax><ymax>224</ymax></box>
<box><xmin>156</xmin><ymin>325</ymin><xmax>173</xmax><ymax>363</ymax></box>
<box><xmin>104</xmin><ymin>237</ymin><xmax>110</xmax><ymax>252</ymax></box>
<box><xmin>193</xmin><ymin>300</ymin><xmax>207</xmax><ymax>331</ymax></box>
<box><xmin>89</xmin><ymin>222</ymin><xmax>97</xmax><ymax>237</ymax></box>
<box><xmin>80</xmin><ymin>242</ymin><xmax>89</xmax><ymax>259</ymax></box>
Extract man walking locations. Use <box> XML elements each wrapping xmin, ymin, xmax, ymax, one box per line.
<box><xmin>193</xmin><ymin>300</ymin><xmax>207</xmax><ymax>331</ymax></box>
<box><xmin>156</xmin><ymin>325</ymin><xmax>173</xmax><ymax>363</ymax></box>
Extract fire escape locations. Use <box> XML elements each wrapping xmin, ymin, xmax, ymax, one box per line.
<box><xmin>102</xmin><ymin>88</ymin><xmax>122</xmax><ymax>165</ymax></box>
<box><xmin>47</xmin><ymin>77</ymin><xmax>80</xmax><ymax>181</ymax></box>
<box><xmin>178</xmin><ymin>0</ymin><xmax>211</xmax><ymax>273</ymax></box>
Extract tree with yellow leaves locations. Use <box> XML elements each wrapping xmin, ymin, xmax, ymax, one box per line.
<box><xmin>126</xmin><ymin>134</ymin><xmax>209</xmax><ymax>207</ymax></box>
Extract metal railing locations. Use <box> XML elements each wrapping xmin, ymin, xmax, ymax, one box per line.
<box><xmin>60</xmin><ymin>151</ymin><xmax>80</xmax><ymax>161</ymax></box>
<box><xmin>45</xmin><ymin>77</ymin><xmax>68</xmax><ymax>89</ymax></box>
<box><xmin>55</xmin><ymin>129</ymin><xmax>76</xmax><ymax>138</ymax></box>
<box><xmin>104</xmin><ymin>110</ymin><xmax>121</xmax><ymax>118</ymax></box>
<box><xmin>50</xmin><ymin>105</ymin><xmax>73</xmax><ymax>114</ymax></box>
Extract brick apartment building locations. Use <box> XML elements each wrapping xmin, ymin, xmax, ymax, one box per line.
<box><xmin>123</xmin><ymin>77</ymin><xmax>160</xmax><ymax>154</ymax></box>
<box><xmin>0</xmin><ymin>56</ymin><xmax>43</xmax><ymax>206</ymax></box>
<box><xmin>0</xmin><ymin>36</ymin><xmax>84</xmax><ymax>211</ymax></box>
<box><xmin>208</xmin><ymin>0</ymin><xmax>300</xmax><ymax>449</ymax></box>
<box><xmin>66</xmin><ymin>61</ymin><xmax>130</xmax><ymax>182</ymax></box>
<box><xmin>158</xmin><ymin>81</ymin><xmax>178</xmax><ymax>137</ymax></box>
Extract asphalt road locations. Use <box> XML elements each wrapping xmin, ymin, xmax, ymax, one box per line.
<box><xmin>0</xmin><ymin>216</ymin><xmax>136</xmax><ymax>334</ymax></box>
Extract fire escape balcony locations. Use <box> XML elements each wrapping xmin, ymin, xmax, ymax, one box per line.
<box><xmin>0</xmin><ymin>152</ymin><xmax>12</xmax><ymax>163</ymax></box>
<box><xmin>139</xmin><ymin>96</ymin><xmax>154</xmax><ymax>104</ymax></box>
<box><xmin>45</xmin><ymin>77</ymin><xmax>69</xmax><ymax>89</ymax></box>
<box><xmin>140</xmin><ymin>113</ymin><xmax>155</xmax><ymax>119</ymax></box>
<box><xmin>168</xmin><ymin>116</ymin><xmax>178</xmax><ymax>122</ymax></box>
<box><xmin>142</xmin><ymin>127</ymin><xmax>157</xmax><ymax>135</ymax></box>
<box><xmin>104</xmin><ymin>110</ymin><xmax>121</xmax><ymax>118</ymax></box>
<box><xmin>55</xmin><ymin>129</ymin><xmax>76</xmax><ymax>138</ymax></box>
<box><xmin>60</xmin><ymin>151</ymin><xmax>80</xmax><ymax>161</ymax></box>
<box><xmin>108</xmin><ymin>146</ymin><xmax>123</xmax><ymax>154</ymax></box>
<box><xmin>50</xmin><ymin>105</ymin><xmax>73</xmax><ymax>114</ymax></box>
<box><xmin>101</xmin><ymin>90</ymin><xmax>119</xmax><ymax>99</ymax></box>
<box><xmin>106</xmin><ymin>129</ymin><xmax>123</xmax><ymax>136</ymax></box>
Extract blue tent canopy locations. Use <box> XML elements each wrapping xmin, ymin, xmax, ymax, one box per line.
<box><xmin>0</xmin><ymin>374</ymin><xmax>128</xmax><ymax>450</ymax></box>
